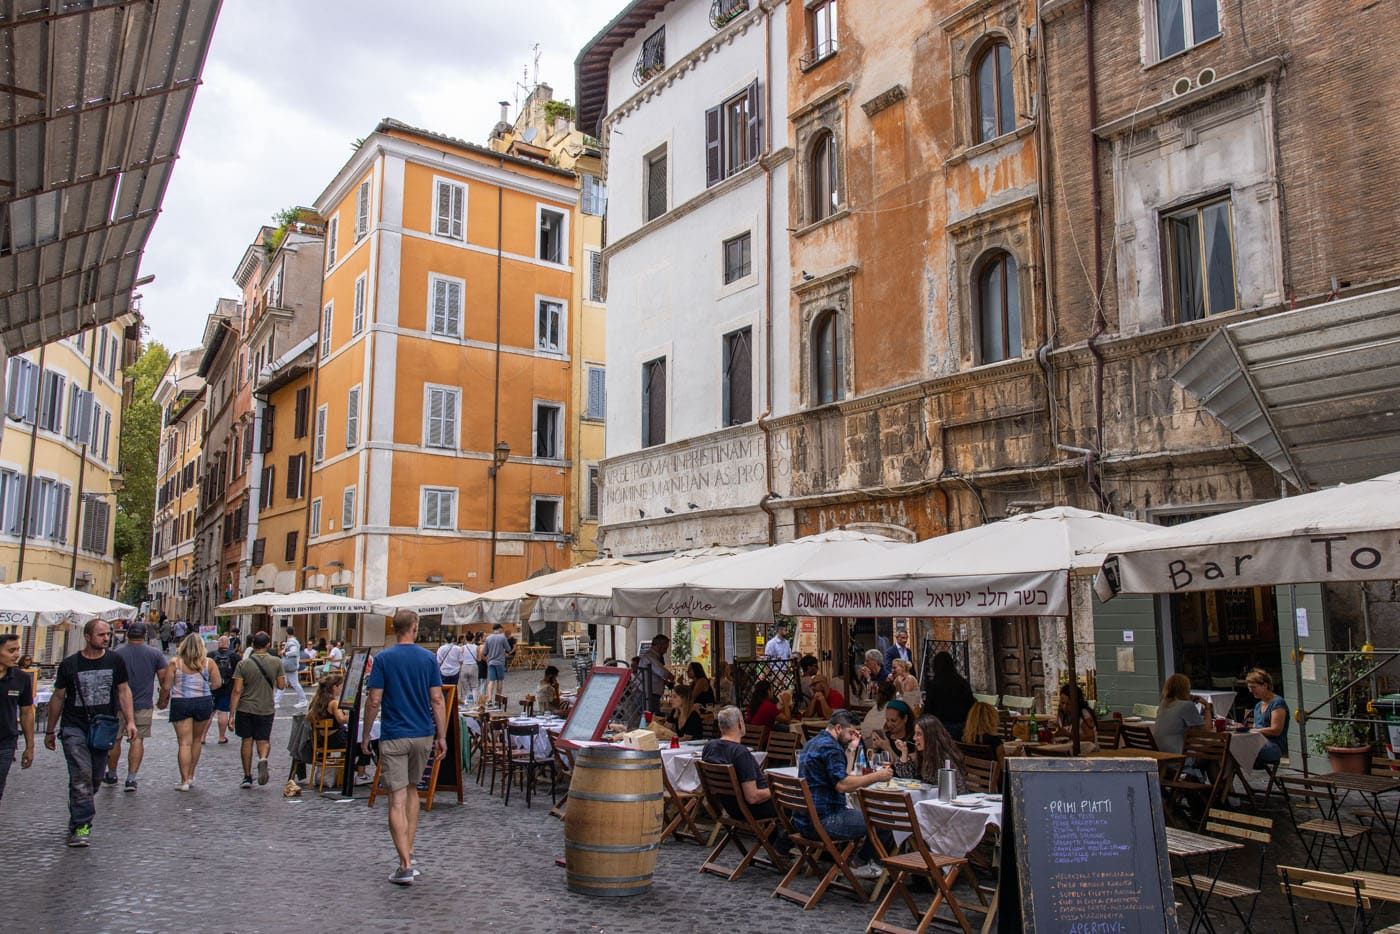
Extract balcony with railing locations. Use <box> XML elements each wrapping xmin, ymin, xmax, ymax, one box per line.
<box><xmin>710</xmin><ymin>0</ymin><xmax>749</xmax><ymax>29</ymax></box>
<box><xmin>633</xmin><ymin>27</ymin><xmax>667</xmax><ymax>87</ymax></box>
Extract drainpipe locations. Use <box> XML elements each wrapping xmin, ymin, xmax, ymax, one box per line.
<box><xmin>1033</xmin><ymin>1</ymin><xmax>1061</xmax><ymax>454</ymax></box>
<box><xmin>489</xmin><ymin>165</ymin><xmax>506</xmax><ymax>582</ymax></box>
<box><xmin>68</xmin><ymin>313</ymin><xmax>102</xmax><ymax>587</ymax></box>
<box><xmin>1084</xmin><ymin>0</ymin><xmax>1109</xmax><ymax>480</ymax></box>
<box><xmin>242</xmin><ymin>388</ymin><xmax>266</xmax><ymax>598</ymax></box>
<box><xmin>756</xmin><ymin>0</ymin><xmax>778</xmax><ymax>546</ymax></box>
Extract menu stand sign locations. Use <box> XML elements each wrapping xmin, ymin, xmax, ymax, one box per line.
<box><xmin>998</xmin><ymin>758</ymin><xmax>1178</xmax><ymax>934</ymax></box>
<box><xmin>559</xmin><ymin>667</ymin><xmax>631</xmax><ymax>744</ymax></box>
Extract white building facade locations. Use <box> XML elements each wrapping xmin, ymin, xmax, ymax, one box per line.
<box><xmin>578</xmin><ymin>0</ymin><xmax>794</xmax><ymax>569</ymax></box>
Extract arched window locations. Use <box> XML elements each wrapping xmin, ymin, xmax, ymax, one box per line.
<box><xmin>809</xmin><ymin>130</ymin><xmax>839</xmax><ymax>222</ymax></box>
<box><xmin>976</xmin><ymin>251</ymin><xmax>1022</xmax><ymax>364</ymax></box>
<box><xmin>813</xmin><ymin>310</ymin><xmax>844</xmax><ymax>404</ymax></box>
<box><xmin>972</xmin><ymin>40</ymin><xmax>1014</xmax><ymax>144</ymax></box>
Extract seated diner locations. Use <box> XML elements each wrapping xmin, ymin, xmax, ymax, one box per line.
<box><xmin>1053</xmin><ymin>682</ymin><xmax>1097</xmax><ymax>745</ymax></box>
<box><xmin>1246</xmin><ymin>668</ymin><xmax>1288</xmax><ymax>767</ymax></box>
<box><xmin>1154</xmin><ymin>673</ymin><xmax>1204</xmax><ymax>754</ymax></box>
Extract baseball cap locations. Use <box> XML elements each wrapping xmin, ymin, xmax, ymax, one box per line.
<box><xmin>127</xmin><ymin>621</ymin><xmax>148</xmax><ymax>638</ymax></box>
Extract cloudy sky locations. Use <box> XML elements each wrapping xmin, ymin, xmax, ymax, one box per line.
<box><xmin>139</xmin><ymin>0</ymin><xmax>617</xmax><ymax>351</ymax></box>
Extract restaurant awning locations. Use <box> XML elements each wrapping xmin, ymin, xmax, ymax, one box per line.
<box><xmin>1094</xmin><ymin>469</ymin><xmax>1400</xmax><ymax>597</ymax></box>
<box><xmin>1173</xmin><ymin>287</ymin><xmax>1400</xmax><ymax>491</ymax></box>
<box><xmin>530</xmin><ymin>547</ymin><xmax>743</xmax><ymax>627</ymax></box>
<box><xmin>215</xmin><ymin>590</ymin><xmax>369</xmax><ymax>617</ymax></box>
<box><xmin>0</xmin><ymin>0</ymin><xmax>222</xmax><ymax>354</ymax></box>
<box><xmin>370</xmin><ymin>586</ymin><xmax>480</xmax><ymax>618</ymax></box>
<box><xmin>781</xmin><ymin>507</ymin><xmax>1164</xmax><ymax>618</ymax></box>
<box><xmin>0</xmin><ymin>579</ymin><xmax>134</xmax><ymax>627</ymax></box>
<box><xmin>612</xmin><ymin>530</ymin><xmax>902</xmax><ymax>624</ymax></box>
<box><xmin>451</xmin><ymin>558</ymin><xmax>638</xmax><ymax>626</ymax></box>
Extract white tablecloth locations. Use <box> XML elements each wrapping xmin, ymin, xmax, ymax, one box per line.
<box><xmin>1145</xmin><ymin>720</ymin><xmax>1269</xmax><ymax>773</ymax></box>
<box><xmin>915</xmin><ymin>796</ymin><xmax>1002</xmax><ymax>857</ymax></box>
<box><xmin>1191</xmin><ymin>689</ymin><xmax>1240</xmax><ymax>715</ymax></box>
<box><xmin>463</xmin><ymin>715</ymin><xmax>559</xmax><ymax>759</ymax></box>
<box><xmin>663</xmin><ymin>745</ymin><xmax>766</xmax><ymax>793</ymax></box>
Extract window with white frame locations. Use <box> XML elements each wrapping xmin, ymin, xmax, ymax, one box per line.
<box><xmin>538</xmin><ymin>207</ymin><xmax>566</xmax><ymax>264</ymax></box>
<box><xmin>582</xmin><ymin>174</ymin><xmax>607</xmax><ymax>216</ymax></box>
<box><xmin>346</xmin><ymin>385</ymin><xmax>361</xmax><ymax>448</ymax></box>
<box><xmin>0</xmin><ymin>468</ymin><xmax>24</xmax><ymax>534</ymax></box>
<box><xmin>1153</xmin><ymin>0</ymin><xmax>1220</xmax><ymax>60</ymax></box>
<box><xmin>37</xmin><ymin>370</ymin><xmax>63</xmax><ymax>433</ymax></box>
<box><xmin>421</xmin><ymin>487</ymin><xmax>456</xmax><ymax>530</ymax></box>
<box><xmin>534</xmin><ymin>402</ymin><xmax>563</xmax><ymax>459</ymax></box>
<box><xmin>342</xmin><ymin>487</ymin><xmax>356</xmax><ymax>530</ymax></box>
<box><xmin>644</xmin><ymin>146</ymin><xmax>668</xmax><ymax>222</ymax></box>
<box><xmin>6</xmin><ymin>357</ymin><xmax>39</xmax><ymax>424</ymax></box>
<box><xmin>309</xmin><ymin>498</ymin><xmax>322</xmax><ymax>538</ymax></box>
<box><xmin>352</xmin><ymin>274</ymin><xmax>366</xmax><ymax>335</ymax></box>
<box><xmin>285</xmin><ymin>453</ymin><xmax>306</xmax><ymax>499</ymax></box>
<box><xmin>531</xmin><ymin>496</ymin><xmax>562</xmax><ymax>533</ymax></box>
<box><xmin>27</xmin><ymin>476</ymin><xmax>69</xmax><ymax>542</ymax></box>
<box><xmin>585</xmin><ymin>365</ymin><xmax>605</xmax><ymax>420</ymax></box>
<box><xmin>1164</xmin><ymin>195</ymin><xmax>1236</xmax><ymax>322</ymax></box>
<box><xmin>722</xmin><ymin>232</ymin><xmax>752</xmax><ymax>284</ymax></box>
<box><xmin>705</xmin><ymin>81</ymin><xmax>762</xmax><ymax>187</ymax></box>
<box><xmin>434</xmin><ymin>178</ymin><xmax>465</xmax><ymax>240</ymax></box>
<box><xmin>355</xmin><ymin>179</ymin><xmax>371</xmax><ymax>241</ymax></box>
<box><xmin>64</xmin><ymin>385</ymin><xmax>93</xmax><ymax>443</ymax></box>
<box><xmin>642</xmin><ymin>357</ymin><xmax>667</xmax><ymax>447</ymax></box>
<box><xmin>536</xmin><ymin>299</ymin><xmax>564</xmax><ymax>353</ymax></box>
<box><xmin>423</xmin><ymin>385</ymin><xmax>460</xmax><ymax>449</ymax></box>
<box><xmin>320</xmin><ymin>303</ymin><xmax>333</xmax><ymax>359</ymax></box>
<box><xmin>429</xmin><ymin>274</ymin><xmax>463</xmax><ymax>337</ymax></box>
<box><xmin>313</xmin><ymin>405</ymin><xmax>327</xmax><ymax>462</ymax></box>
<box><xmin>259</xmin><ymin>465</ymin><xmax>275</xmax><ymax>510</ymax></box>
<box><xmin>79</xmin><ymin>493</ymin><xmax>109</xmax><ymax>554</ymax></box>
<box><xmin>325</xmin><ymin>216</ymin><xmax>338</xmax><ymax>268</ymax></box>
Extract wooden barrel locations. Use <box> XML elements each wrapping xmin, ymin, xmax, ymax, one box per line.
<box><xmin>563</xmin><ymin>745</ymin><xmax>664</xmax><ymax>897</ymax></box>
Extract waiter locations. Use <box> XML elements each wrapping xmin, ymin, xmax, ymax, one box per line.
<box><xmin>0</xmin><ymin>633</ymin><xmax>35</xmax><ymax>803</ymax></box>
<box><xmin>763</xmin><ymin>624</ymin><xmax>792</xmax><ymax>660</ymax></box>
<box><xmin>884</xmin><ymin>629</ymin><xmax>913</xmax><ymax>669</ymax></box>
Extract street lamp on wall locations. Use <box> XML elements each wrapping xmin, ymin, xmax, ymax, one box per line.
<box><xmin>489</xmin><ymin>441</ymin><xmax>511</xmax><ymax>476</ymax></box>
<box><xmin>488</xmin><ymin>440</ymin><xmax>511</xmax><ymax>582</ymax></box>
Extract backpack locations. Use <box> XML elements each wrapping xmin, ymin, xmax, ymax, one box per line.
<box><xmin>214</xmin><ymin>650</ymin><xmax>238</xmax><ymax>685</ymax></box>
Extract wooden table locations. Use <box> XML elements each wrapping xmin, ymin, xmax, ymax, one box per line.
<box><xmin>1081</xmin><ymin>748</ymin><xmax>1187</xmax><ymax>778</ymax></box>
<box><xmin>1166</xmin><ymin>827</ymin><xmax>1244</xmax><ymax>934</ymax></box>
<box><xmin>1322</xmin><ymin>771</ymin><xmax>1400</xmax><ymax>870</ymax></box>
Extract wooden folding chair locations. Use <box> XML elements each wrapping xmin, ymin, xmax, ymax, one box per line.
<box><xmin>1277</xmin><ymin>864</ymin><xmax>1371</xmax><ymax>934</ymax></box>
<box><xmin>1096</xmin><ymin>718</ymin><xmax>1122</xmax><ymax>749</ymax></box>
<box><xmin>695</xmin><ymin>760</ymin><xmax>789</xmax><ymax>881</ymax></box>
<box><xmin>997</xmin><ymin>710</ymin><xmax>1017</xmax><ymax>741</ymax></box>
<box><xmin>765</xmin><ymin>730</ymin><xmax>801</xmax><ymax>768</ymax></box>
<box><xmin>962</xmin><ymin>756</ymin><xmax>1000</xmax><ymax>795</ymax></box>
<box><xmin>800</xmin><ymin>720</ymin><xmax>826</xmax><ymax>743</ymax></box>
<box><xmin>955</xmin><ymin>740</ymin><xmax>995</xmax><ymax>761</ymax></box>
<box><xmin>1120</xmin><ymin>722</ymin><xmax>1160</xmax><ymax>751</ymax></box>
<box><xmin>768</xmin><ymin>771</ymin><xmax>869</xmax><ymax>909</ymax></box>
<box><xmin>972</xmin><ymin>692</ymin><xmax>998</xmax><ymax>707</ymax></box>
<box><xmin>547</xmin><ymin>731</ymin><xmax>573</xmax><ymax>819</ymax></box>
<box><xmin>1001</xmin><ymin>694</ymin><xmax>1034</xmax><ymax>714</ymax></box>
<box><xmin>1280</xmin><ymin>775</ymin><xmax>1371</xmax><ymax>870</ymax></box>
<box><xmin>309</xmin><ymin>719</ymin><xmax>347</xmax><ymax>792</ymax></box>
<box><xmin>1171</xmin><ymin>808</ymin><xmax>1273</xmax><ymax>932</ymax></box>
<box><xmin>482</xmin><ymin>717</ymin><xmax>510</xmax><ymax>795</ymax></box>
<box><xmin>1163</xmin><ymin>729</ymin><xmax>1232</xmax><ymax>827</ymax></box>
<box><xmin>741</xmin><ymin>724</ymin><xmax>768</xmax><ymax>751</ymax></box>
<box><xmin>662</xmin><ymin>767</ymin><xmax>707</xmax><ymax>844</ymax></box>
<box><xmin>859</xmin><ymin>788</ymin><xmax>977</xmax><ymax>934</ymax></box>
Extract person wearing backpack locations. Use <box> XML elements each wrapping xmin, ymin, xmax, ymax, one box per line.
<box><xmin>227</xmin><ymin>632</ymin><xmax>286</xmax><ymax>788</ymax></box>
<box><xmin>273</xmin><ymin>626</ymin><xmax>307</xmax><ymax>709</ymax></box>
<box><xmin>210</xmin><ymin>635</ymin><xmax>239</xmax><ymax>744</ymax></box>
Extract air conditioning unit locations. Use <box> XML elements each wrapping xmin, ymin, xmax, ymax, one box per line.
<box><xmin>1197</xmin><ymin>67</ymin><xmax>1217</xmax><ymax>87</ymax></box>
<box><xmin>1171</xmin><ymin>76</ymin><xmax>1194</xmax><ymax>97</ymax></box>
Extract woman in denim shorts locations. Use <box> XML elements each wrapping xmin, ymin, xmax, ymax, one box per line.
<box><xmin>168</xmin><ymin>633</ymin><xmax>221</xmax><ymax>791</ymax></box>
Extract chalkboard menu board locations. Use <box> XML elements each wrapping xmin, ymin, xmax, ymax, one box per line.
<box><xmin>338</xmin><ymin>649</ymin><xmax>371</xmax><ymax>708</ymax></box>
<box><xmin>560</xmin><ymin>667</ymin><xmax>631</xmax><ymax>743</ymax></box>
<box><xmin>1000</xmin><ymin>758</ymin><xmax>1177</xmax><ymax>934</ymax></box>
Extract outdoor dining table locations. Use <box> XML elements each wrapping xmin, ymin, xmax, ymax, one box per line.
<box><xmin>1321</xmin><ymin>771</ymin><xmax>1400</xmax><ymax>870</ymax></box>
<box><xmin>914</xmin><ymin>794</ymin><xmax>1002</xmax><ymax>858</ymax></box>
<box><xmin>1190</xmin><ymin>689</ymin><xmax>1240</xmax><ymax>717</ymax></box>
<box><xmin>1165</xmin><ymin>826</ymin><xmax>1244</xmax><ymax>934</ymax></box>
<box><xmin>463</xmin><ymin>714</ymin><xmax>559</xmax><ymax>759</ymax></box>
<box><xmin>1081</xmin><ymin>747</ymin><xmax>1187</xmax><ymax>779</ymax></box>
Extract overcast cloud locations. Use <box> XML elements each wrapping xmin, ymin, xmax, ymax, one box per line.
<box><xmin>139</xmin><ymin>0</ymin><xmax>618</xmax><ymax>351</ymax></box>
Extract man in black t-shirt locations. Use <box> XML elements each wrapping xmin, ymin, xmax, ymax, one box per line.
<box><xmin>0</xmin><ymin>633</ymin><xmax>35</xmax><ymax>802</ymax></box>
<box><xmin>701</xmin><ymin>705</ymin><xmax>776</xmax><ymax>821</ymax></box>
<box><xmin>43</xmin><ymin>619</ymin><xmax>135</xmax><ymax>847</ymax></box>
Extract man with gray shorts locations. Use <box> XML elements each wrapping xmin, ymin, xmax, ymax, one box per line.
<box><xmin>362</xmin><ymin>610</ymin><xmax>445</xmax><ymax>886</ymax></box>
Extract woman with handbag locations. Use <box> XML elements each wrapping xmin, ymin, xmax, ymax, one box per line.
<box><xmin>169</xmin><ymin>633</ymin><xmax>221</xmax><ymax>791</ymax></box>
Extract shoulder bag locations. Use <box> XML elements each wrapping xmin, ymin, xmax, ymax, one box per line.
<box><xmin>74</xmin><ymin>659</ymin><xmax>120</xmax><ymax>751</ymax></box>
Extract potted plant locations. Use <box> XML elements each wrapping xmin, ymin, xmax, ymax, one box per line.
<box><xmin>1311</xmin><ymin>650</ymin><xmax>1375</xmax><ymax>774</ymax></box>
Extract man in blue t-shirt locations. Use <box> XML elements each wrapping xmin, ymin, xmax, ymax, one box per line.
<box><xmin>362</xmin><ymin>610</ymin><xmax>445</xmax><ymax>886</ymax></box>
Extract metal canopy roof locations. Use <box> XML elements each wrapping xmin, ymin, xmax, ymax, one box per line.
<box><xmin>0</xmin><ymin>0</ymin><xmax>222</xmax><ymax>355</ymax></box>
<box><xmin>1173</xmin><ymin>286</ymin><xmax>1400</xmax><ymax>491</ymax></box>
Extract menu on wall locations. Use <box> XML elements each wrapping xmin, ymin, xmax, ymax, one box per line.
<box><xmin>560</xmin><ymin>667</ymin><xmax>631</xmax><ymax>743</ymax></box>
<box><xmin>1000</xmin><ymin>758</ymin><xmax>1177</xmax><ymax>933</ymax></box>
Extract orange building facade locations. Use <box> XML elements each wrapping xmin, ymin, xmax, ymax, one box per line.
<box><xmin>305</xmin><ymin>119</ymin><xmax>579</xmax><ymax>602</ymax></box>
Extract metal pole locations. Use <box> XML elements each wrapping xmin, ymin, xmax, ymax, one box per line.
<box><xmin>1290</xmin><ymin>583</ymin><xmax>1308</xmax><ymax>776</ymax></box>
<box><xmin>1066</xmin><ymin>572</ymin><xmax>1080</xmax><ymax>757</ymax></box>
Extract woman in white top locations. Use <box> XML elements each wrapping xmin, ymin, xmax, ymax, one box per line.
<box><xmin>1154</xmin><ymin>673</ymin><xmax>1204</xmax><ymax>754</ymax></box>
<box><xmin>168</xmin><ymin>633</ymin><xmax>222</xmax><ymax>790</ymax></box>
<box><xmin>459</xmin><ymin>635</ymin><xmax>480</xmax><ymax>702</ymax></box>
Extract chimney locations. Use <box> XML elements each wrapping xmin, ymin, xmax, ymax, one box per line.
<box><xmin>498</xmin><ymin>101</ymin><xmax>510</xmax><ymax>123</ymax></box>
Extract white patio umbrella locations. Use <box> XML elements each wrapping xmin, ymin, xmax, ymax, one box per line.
<box><xmin>1093</xmin><ymin>469</ymin><xmax>1400</xmax><ymax>598</ymax></box>
<box><xmin>451</xmin><ymin>558</ymin><xmax>638</xmax><ymax>625</ymax></box>
<box><xmin>530</xmin><ymin>546</ymin><xmax>743</xmax><ymax>626</ymax></box>
<box><xmin>214</xmin><ymin>589</ymin><xmax>370</xmax><ymax>617</ymax></box>
<box><xmin>611</xmin><ymin>530</ymin><xmax>902</xmax><ymax>623</ymax></box>
<box><xmin>370</xmin><ymin>585</ymin><xmax>480</xmax><ymax>617</ymax></box>
<box><xmin>0</xmin><ymin>579</ymin><xmax>136</xmax><ymax>627</ymax></box>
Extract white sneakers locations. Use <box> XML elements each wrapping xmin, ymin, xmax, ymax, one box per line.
<box><xmin>853</xmin><ymin>863</ymin><xmax>884</xmax><ymax>881</ymax></box>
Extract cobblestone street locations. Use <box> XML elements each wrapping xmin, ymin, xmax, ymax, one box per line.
<box><xmin>0</xmin><ymin>662</ymin><xmax>1370</xmax><ymax>933</ymax></box>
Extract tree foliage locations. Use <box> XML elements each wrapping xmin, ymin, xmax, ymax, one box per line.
<box><xmin>114</xmin><ymin>340</ymin><xmax>170</xmax><ymax>602</ymax></box>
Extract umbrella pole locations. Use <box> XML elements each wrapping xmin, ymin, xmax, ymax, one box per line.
<box><xmin>1065</xmin><ymin>572</ymin><xmax>1080</xmax><ymax>757</ymax></box>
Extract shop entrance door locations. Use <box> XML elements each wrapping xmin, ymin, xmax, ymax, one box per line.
<box><xmin>993</xmin><ymin>617</ymin><xmax>1045</xmax><ymax>702</ymax></box>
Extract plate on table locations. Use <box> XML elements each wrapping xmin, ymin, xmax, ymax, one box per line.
<box><xmin>1121</xmin><ymin>716</ymin><xmax>1144</xmax><ymax>722</ymax></box>
<box><xmin>952</xmin><ymin>799</ymin><xmax>985</xmax><ymax>808</ymax></box>
<box><xmin>983</xmin><ymin>794</ymin><xmax>1003</xmax><ymax>803</ymax></box>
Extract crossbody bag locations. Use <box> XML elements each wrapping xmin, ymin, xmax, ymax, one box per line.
<box><xmin>74</xmin><ymin>658</ymin><xmax>120</xmax><ymax>751</ymax></box>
